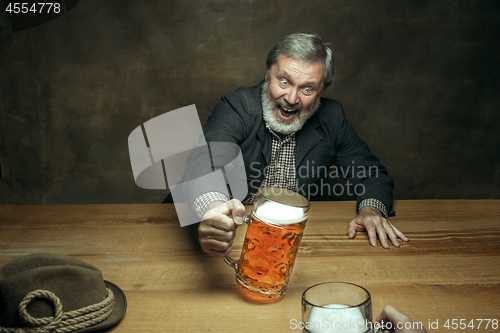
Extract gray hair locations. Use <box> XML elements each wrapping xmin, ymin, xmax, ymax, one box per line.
<box><xmin>265</xmin><ymin>33</ymin><xmax>335</xmax><ymax>89</ymax></box>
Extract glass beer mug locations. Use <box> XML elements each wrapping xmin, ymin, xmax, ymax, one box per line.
<box><xmin>302</xmin><ymin>282</ymin><xmax>377</xmax><ymax>333</ymax></box>
<box><xmin>224</xmin><ymin>187</ymin><xmax>310</xmax><ymax>300</ymax></box>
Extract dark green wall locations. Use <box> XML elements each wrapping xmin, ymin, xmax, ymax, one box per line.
<box><xmin>1</xmin><ymin>0</ymin><xmax>499</xmax><ymax>204</ymax></box>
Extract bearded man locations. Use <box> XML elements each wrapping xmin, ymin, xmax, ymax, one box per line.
<box><xmin>181</xmin><ymin>33</ymin><xmax>408</xmax><ymax>257</ymax></box>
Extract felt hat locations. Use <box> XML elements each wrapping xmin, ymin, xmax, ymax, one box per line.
<box><xmin>0</xmin><ymin>253</ymin><xmax>127</xmax><ymax>332</ymax></box>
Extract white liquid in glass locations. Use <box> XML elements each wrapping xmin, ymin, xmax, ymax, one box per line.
<box><xmin>306</xmin><ymin>304</ymin><xmax>368</xmax><ymax>333</ymax></box>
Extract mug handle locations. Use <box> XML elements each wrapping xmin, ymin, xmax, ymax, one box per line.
<box><xmin>223</xmin><ymin>215</ymin><xmax>250</xmax><ymax>271</ymax></box>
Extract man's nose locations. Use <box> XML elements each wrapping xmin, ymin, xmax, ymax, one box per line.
<box><xmin>285</xmin><ymin>87</ymin><xmax>300</xmax><ymax>106</ymax></box>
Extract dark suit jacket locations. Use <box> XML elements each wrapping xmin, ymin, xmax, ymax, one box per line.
<box><xmin>181</xmin><ymin>81</ymin><xmax>394</xmax><ymax>215</ymax></box>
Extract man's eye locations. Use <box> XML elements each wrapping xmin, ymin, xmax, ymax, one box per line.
<box><xmin>303</xmin><ymin>87</ymin><xmax>313</xmax><ymax>95</ymax></box>
<box><xmin>280</xmin><ymin>79</ymin><xmax>288</xmax><ymax>85</ymax></box>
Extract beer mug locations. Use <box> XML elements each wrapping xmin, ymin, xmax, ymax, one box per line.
<box><xmin>224</xmin><ymin>187</ymin><xmax>310</xmax><ymax>300</ymax></box>
<box><xmin>302</xmin><ymin>282</ymin><xmax>384</xmax><ymax>333</ymax></box>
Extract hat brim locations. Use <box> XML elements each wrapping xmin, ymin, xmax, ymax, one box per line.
<box><xmin>72</xmin><ymin>281</ymin><xmax>127</xmax><ymax>333</ymax></box>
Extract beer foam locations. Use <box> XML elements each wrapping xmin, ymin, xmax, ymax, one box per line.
<box><xmin>253</xmin><ymin>201</ymin><xmax>306</xmax><ymax>225</ymax></box>
<box><xmin>307</xmin><ymin>304</ymin><xmax>367</xmax><ymax>333</ymax></box>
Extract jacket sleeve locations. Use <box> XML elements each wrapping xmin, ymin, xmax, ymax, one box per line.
<box><xmin>180</xmin><ymin>93</ymin><xmax>250</xmax><ymax>209</ymax></box>
<box><xmin>332</xmin><ymin>104</ymin><xmax>395</xmax><ymax>216</ymax></box>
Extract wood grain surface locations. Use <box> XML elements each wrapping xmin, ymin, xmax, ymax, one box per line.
<box><xmin>1</xmin><ymin>200</ymin><xmax>499</xmax><ymax>332</ymax></box>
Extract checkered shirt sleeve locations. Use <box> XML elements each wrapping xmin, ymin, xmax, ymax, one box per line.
<box><xmin>193</xmin><ymin>192</ymin><xmax>229</xmax><ymax>218</ymax></box>
<box><xmin>359</xmin><ymin>198</ymin><xmax>388</xmax><ymax>218</ymax></box>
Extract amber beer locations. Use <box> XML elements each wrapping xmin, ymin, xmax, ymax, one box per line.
<box><xmin>224</xmin><ymin>187</ymin><xmax>309</xmax><ymax>300</ymax></box>
<box><xmin>236</xmin><ymin>203</ymin><xmax>308</xmax><ymax>298</ymax></box>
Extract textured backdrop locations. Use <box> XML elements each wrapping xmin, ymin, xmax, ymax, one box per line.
<box><xmin>1</xmin><ymin>0</ymin><xmax>499</xmax><ymax>204</ymax></box>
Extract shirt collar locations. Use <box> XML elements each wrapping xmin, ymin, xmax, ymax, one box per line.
<box><xmin>264</xmin><ymin>122</ymin><xmax>295</xmax><ymax>142</ymax></box>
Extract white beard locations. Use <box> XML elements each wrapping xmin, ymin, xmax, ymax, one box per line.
<box><xmin>261</xmin><ymin>80</ymin><xmax>321</xmax><ymax>135</ymax></box>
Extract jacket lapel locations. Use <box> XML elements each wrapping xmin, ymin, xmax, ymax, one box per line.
<box><xmin>256</xmin><ymin>119</ymin><xmax>271</xmax><ymax>164</ymax></box>
<box><xmin>295</xmin><ymin>115</ymin><xmax>322</xmax><ymax>167</ymax></box>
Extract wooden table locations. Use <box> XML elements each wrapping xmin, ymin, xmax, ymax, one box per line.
<box><xmin>1</xmin><ymin>200</ymin><xmax>499</xmax><ymax>332</ymax></box>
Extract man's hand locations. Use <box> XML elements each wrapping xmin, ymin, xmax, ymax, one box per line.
<box><xmin>198</xmin><ymin>199</ymin><xmax>246</xmax><ymax>257</ymax></box>
<box><xmin>377</xmin><ymin>305</ymin><xmax>427</xmax><ymax>333</ymax></box>
<box><xmin>347</xmin><ymin>206</ymin><xmax>408</xmax><ymax>248</ymax></box>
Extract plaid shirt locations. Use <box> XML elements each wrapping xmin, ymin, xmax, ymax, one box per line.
<box><xmin>193</xmin><ymin>124</ymin><xmax>388</xmax><ymax>219</ymax></box>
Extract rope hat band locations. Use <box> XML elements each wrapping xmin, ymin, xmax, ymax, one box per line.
<box><xmin>0</xmin><ymin>254</ymin><xmax>127</xmax><ymax>333</ymax></box>
<box><xmin>0</xmin><ymin>288</ymin><xmax>114</xmax><ymax>333</ymax></box>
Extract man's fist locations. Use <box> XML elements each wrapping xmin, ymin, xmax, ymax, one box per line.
<box><xmin>198</xmin><ymin>199</ymin><xmax>246</xmax><ymax>257</ymax></box>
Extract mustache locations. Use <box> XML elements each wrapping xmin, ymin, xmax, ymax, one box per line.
<box><xmin>275</xmin><ymin>98</ymin><xmax>302</xmax><ymax>112</ymax></box>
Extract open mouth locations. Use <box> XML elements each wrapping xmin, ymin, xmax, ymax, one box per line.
<box><xmin>277</xmin><ymin>105</ymin><xmax>299</xmax><ymax>121</ymax></box>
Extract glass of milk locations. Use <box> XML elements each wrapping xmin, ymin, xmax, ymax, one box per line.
<box><xmin>302</xmin><ymin>282</ymin><xmax>378</xmax><ymax>333</ymax></box>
